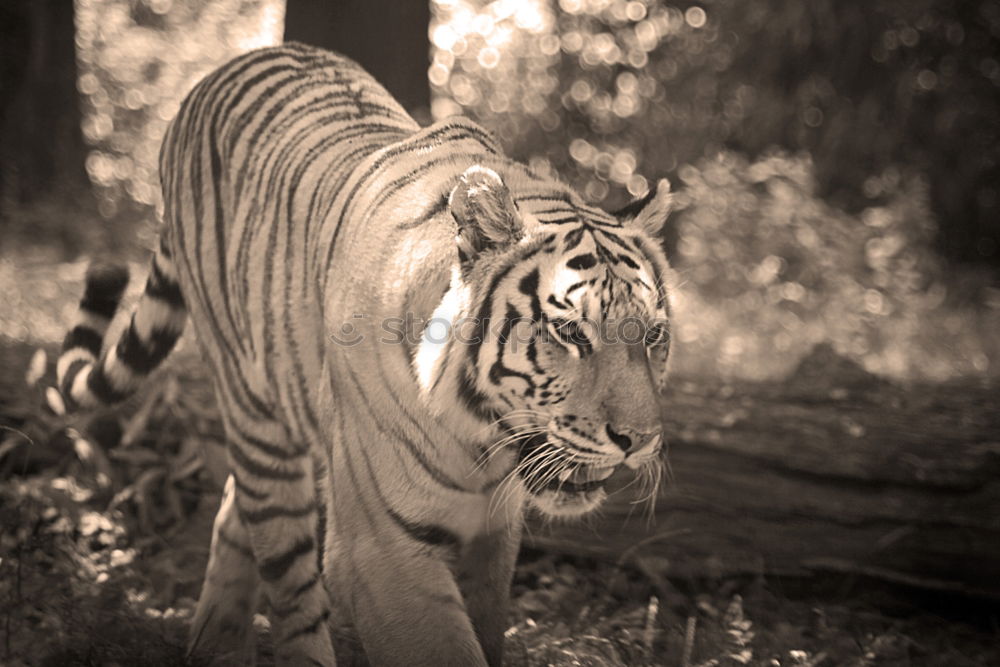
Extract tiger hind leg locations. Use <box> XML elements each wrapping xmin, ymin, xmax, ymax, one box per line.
<box><xmin>189</xmin><ymin>475</ymin><xmax>261</xmax><ymax>665</ymax></box>
<box><xmin>209</xmin><ymin>409</ymin><xmax>335</xmax><ymax>665</ymax></box>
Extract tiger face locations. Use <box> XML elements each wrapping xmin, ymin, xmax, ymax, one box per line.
<box><xmin>447</xmin><ymin>165</ymin><xmax>673</xmax><ymax>517</ymax></box>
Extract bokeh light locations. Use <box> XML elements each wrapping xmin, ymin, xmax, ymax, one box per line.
<box><xmin>431</xmin><ymin>0</ymin><xmax>1000</xmax><ymax>381</ymax></box>
<box><xmin>75</xmin><ymin>0</ymin><xmax>284</xmax><ymax>241</ymax></box>
<box><xmin>16</xmin><ymin>0</ymin><xmax>989</xmax><ymax>382</ymax></box>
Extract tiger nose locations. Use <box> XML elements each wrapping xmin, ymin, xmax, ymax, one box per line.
<box><xmin>605</xmin><ymin>424</ymin><xmax>662</xmax><ymax>454</ymax></box>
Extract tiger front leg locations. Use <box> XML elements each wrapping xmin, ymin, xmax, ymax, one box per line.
<box><xmin>335</xmin><ymin>540</ymin><xmax>490</xmax><ymax>667</ymax></box>
<box><xmin>456</xmin><ymin>524</ymin><xmax>523</xmax><ymax>667</ymax></box>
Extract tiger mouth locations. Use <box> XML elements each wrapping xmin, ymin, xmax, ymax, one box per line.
<box><xmin>516</xmin><ymin>432</ymin><xmax>616</xmax><ymax>495</ymax></box>
<box><xmin>547</xmin><ymin>481</ymin><xmax>601</xmax><ymax>494</ymax></box>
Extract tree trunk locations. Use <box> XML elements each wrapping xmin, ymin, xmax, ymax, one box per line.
<box><xmin>284</xmin><ymin>0</ymin><xmax>431</xmax><ymax>119</ymax></box>
<box><xmin>0</xmin><ymin>0</ymin><xmax>89</xmax><ymax>215</ymax></box>
<box><xmin>527</xmin><ymin>348</ymin><xmax>1000</xmax><ymax>600</ymax></box>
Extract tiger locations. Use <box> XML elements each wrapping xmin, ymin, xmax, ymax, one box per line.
<box><xmin>53</xmin><ymin>42</ymin><xmax>673</xmax><ymax>666</ymax></box>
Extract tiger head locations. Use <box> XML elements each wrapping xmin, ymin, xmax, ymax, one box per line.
<box><xmin>430</xmin><ymin>164</ymin><xmax>673</xmax><ymax>517</ymax></box>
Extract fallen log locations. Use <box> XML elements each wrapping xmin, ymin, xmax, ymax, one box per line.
<box><xmin>526</xmin><ymin>347</ymin><xmax>1000</xmax><ymax>599</ymax></box>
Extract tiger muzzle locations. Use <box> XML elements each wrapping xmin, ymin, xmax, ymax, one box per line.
<box><xmin>622</xmin><ymin>430</ymin><xmax>663</xmax><ymax>469</ymax></box>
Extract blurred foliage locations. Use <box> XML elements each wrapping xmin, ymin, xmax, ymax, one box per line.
<box><xmin>26</xmin><ymin>0</ymin><xmax>996</xmax><ymax>380</ymax></box>
<box><xmin>430</xmin><ymin>0</ymin><xmax>1000</xmax><ymax>380</ymax></box>
<box><xmin>429</xmin><ymin>0</ymin><xmax>1000</xmax><ymax>263</ymax></box>
<box><xmin>75</xmin><ymin>0</ymin><xmax>283</xmax><ymax>249</ymax></box>
<box><xmin>0</xmin><ymin>344</ymin><xmax>218</xmax><ymax>665</ymax></box>
<box><xmin>668</xmin><ymin>151</ymin><xmax>998</xmax><ymax>380</ymax></box>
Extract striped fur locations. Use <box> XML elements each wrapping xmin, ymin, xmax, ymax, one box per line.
<box><xmin>56</xmin><ymin>245</ymin><xmax>186</xmax><ymax>410</ymax></box>
<box><xmin>55</xmin><ymin>43</ymin><xmax>674</xmax><ymax>666</ymax></box>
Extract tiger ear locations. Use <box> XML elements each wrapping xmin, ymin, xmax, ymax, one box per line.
<box><xmin>449</xmin><ymin>165</ymin><xmax>524</xmax><ymax>262</ymax></box>
<box><xmin>617</xmin><ymin>179</ymin><xmax>672</xmax><ymax>236</ymax></box>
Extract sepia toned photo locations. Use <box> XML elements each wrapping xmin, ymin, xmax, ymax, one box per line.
<box><xmin>1</xmin><ymin>1</ymin><xmax>997</xmax><ymax>665</ymax></box>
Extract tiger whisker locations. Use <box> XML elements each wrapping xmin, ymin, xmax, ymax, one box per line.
<box><xmin>639</xmin><ymin>463</ymin><xmax>663</xmax><ymax>527</ymax></box>
<box><xmin>628</xmin><ymin>460</ymin><xmax>663</xmax><ymax>528</ymax></box>
<box><xmin>528</xmin><ymin>452</ymin><xmax>568</xmax><ymax>490</ymax></box>
<box><xmin>477</xmin><ymin>408</ymin><xmax>548</xmax><ymax>433</ymax></box>
<box><xmin>482</xmin><ymin>425</ymin><xmax>546</xmax><ymax>451</ymax></box>
<box><xmin>488</xmin><ymin>467</ymin><xmax>525</xmax><ymax>527</ymax></box>
<box><xmin>525</xmin><ymin>449</ymin><xmax>573</xmax><ymax>495</ymax></box>
<box><xmin>477</xmin><ymin>422</ymin><xmax>545</xmax><ymax>451</ymax></box>
<box><xmin>540</xmin><ymin>460</ymin><xmax>576</xmax><ymax>497</ymax></box>
<box><xmin>491</xmin><ymin>448</ymin><xmax>554</xmax><ymax>519</ymax></box>
<box><xmin>662</xmin><ymin>454</ymin><xmax>675</xmax><ymax>485</ymax></box>
<box><xmin>516</xmin><ymin>450</ymin><xmax>561</xmax><ymax>496</ymax></box>
<box><xmin>473</xmin><ymin>427</ymin><xmax>548</xmax><ymax>473</ymax></box>
<box><xmin>491</xmin><ymin>445</ymin><xmax>557</xmax><ymax>515</ymax></box>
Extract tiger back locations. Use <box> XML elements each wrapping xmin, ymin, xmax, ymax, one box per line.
<box><xmin>55</xmin><ymin>43</ymin><xmax>675</xmax><ymax>666</ymax></box>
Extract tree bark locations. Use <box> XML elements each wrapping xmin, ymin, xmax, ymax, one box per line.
<box><xmin>527</xmin><ymin>350</ymin><xmax>1000</xmax><ymax>599</ymax></box>
<box><xmin>283</xmin><ymin>0</ymin><xmax>431</xmax><ymax>119</ymax></box>
<box><xmin>0</xmin><ymin>0</ymin><xmax>89</xmax><ymax>214</ymax></box>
